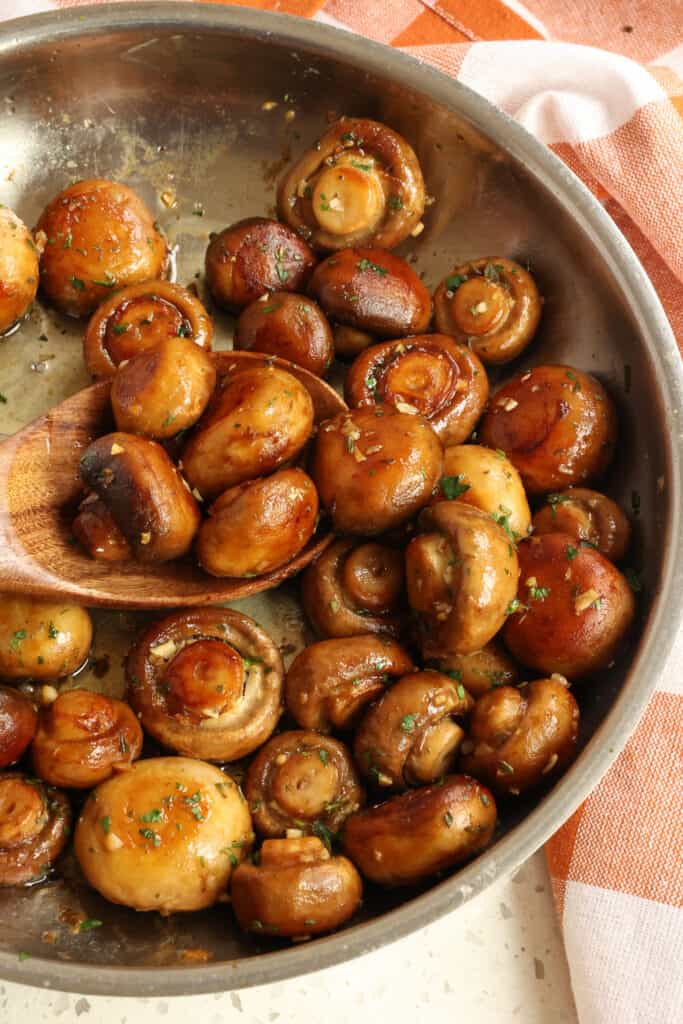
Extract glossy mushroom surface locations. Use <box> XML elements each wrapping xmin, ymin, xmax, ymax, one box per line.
<box><xmin>205</xmin><ymin>217</ymin><xmax>315</xmax><ymax>312</ymax></box>
<box><xmin>354</xmin><ymin>670</ymin><xmax>474</xmax><ymax>789</ymax></box>
<box><xmin>342</xmin><ymin>775</ymin><xmax>496</xmax><ymax>886</ymax></box>
<box><xmin>285</xmin><ymin>635</ymin><xmax>414</xmax><ymax>733</ymax></box>
<box><xmin>127</xmin><ymin>608</ymin><xmax>283</xmax><ymax>761</ymax></box>
<box><xmin>301</xmin><ymin>538</ymin><xmax>405</xmax><ymax>639</ymax></box>
<box><xmin>72</xmin><ymin>495</ymin><xmax>133</xmax><ymax>562</ymax></box>
<box><xmin>432</xmin><ymin>642</ymin><xmax>520</xmax><ymax>699</ymax></box>
<box><xmin>277</xmin><ymin>117</ymin><xmax>425</xmax><ymax>251</ymax></box>
<box><xmin>0</xmin><ymin>596</ymin><xmax>92</xmax><ymax>681</ymax></box>
<box><xmin>460</xmin><ymin>677</ymin><xmax>579</xmax><ymax>795</ymax></box>
<box><xmin>345</xmin><ymin>335</ymin><xmax>488</xmax><ymax>447</ymax></box>
<box><xmin>532</xmin><ymin>488</ymin><xmax>631</xmax><ymax>562</ymax></box>
<box><xmin>234</xmin><ymin>293</ymin><xmax>334</xmax><ymax>377</ymax></box>
<box><xmin>309</xmin><ymin>247</ymin><xmax>432</xmax><ymax>340</ymax></box>
<box><xmin>245</xmin><ymin>730</ymin><xmax>364</xmax><ymax>838</ymax></box>
<box><xmin>83</xmin><ymin>280</ymin><xmax>212</xmax><ymax>379</ymax></box>
<box><xmin>406</xmin><ymin>502</ymin><xmax>519</xmax><ymax>657</ymax></box>
<box><xmin>197</xmin><ymin>468</ymin><xmax>319</xmax><ymax>579</ymax></box>
<box><xmin>479</xmin><ymin>365</ymin><xmax>617</xmax><ymax>496</ymax></box>
<box><xmin>0</xmin><ymin>207</ymin><xmax>39</xmax><ymax>334</ymax></box>
<box><xmin>503</xmin><ymin>532</ymin><xmax>635</xmax><ymax>678</ymax></box>
<box><xmin>111</xmin><ymin>335</ymin><xmax>217</xmax><ymax>439</ymax></box>
<box><xmin>74</xmin><ymin>757</ymin><xmax>252</xmax><ymax>913</ymax></box>
<box><xmin>433</xmin><ymin>258</ymin><xmax>541</xmax><ymax>365</ymax></box>
<box><xmin>231</xmin><ymin>836</ymin><xmax>362</xmax><ymax>939</ymax></box>
<box><xmin>181</xmin><ymin>365</ymin><xmax>314</xmax><ymax>500</ymax></box>
<box><xmin>0</xmin><ymin>686</ymin><xmax>38</xmax><ymax>769</ymax></box>
<box><xmin>35</xmin><ymin>179</ymin><xmax>166</xmax><ymax>317</ymax></box>
<box><xmin>311</xmin><ymin>406</ymin><xmax>443</xmax><ymax>535</ymax></box>
<box><xmin>332</xmin><ymin>324</ymin><xmax>375</xmax><ymax>360</ymax></box>
<box><xmin>434</xmin><ymin>444</ymin><xmax>531</xmax><ymax>541</ymax></box>
<box><xmin>31</xmin><ymin>688</ymin><xmax>143</xmax><ymax>789</ymax></box>
<box><xmin>0</xmin><ymin>774</ymin><xmax>71</xmax><ymax>886</ymax></box>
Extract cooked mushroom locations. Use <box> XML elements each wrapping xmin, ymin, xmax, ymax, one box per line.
<box><xmin>205</xmin><ymin>217</ymin><xmax>315</xmax><ymax>312</ymax></box>
<box><xmin>197</xmin><ymin>468</ymin><xmax>319</xmax><ymax>578</ymax></box>
<box><xmin>127</xmin><ymin>608</ymin><xmax>283</xmax><ymax>761</ymax></box>
<box><xmin>460</xmin><ymin>677</ymin><xmax>579</xmax><ymax>795</ymax></box>
<box><xmin>72</xmin><ymin>495</ymin><xmax>133</xmax><ymax>562</ymax></box>
<box><xmin>503</xmin><ymin>532</ymin><xmax>635</xmax><ymax>677</ymax></box>
<box><xmin>310</xmin><ymin>406</ymin><xmax>443</xmax><ymax>535</ymax></box>
<box><xmin>285</xmin><ymin>635</ymin><xmax>414</xmax><ymax>733</ymax></box>
<box><xmin>31</xmin><ymin>688</ymin><xmax>143</xmax><ymax>789</ymax></box>
<box><xmin>74</xmin><ymin>757</ymin><xmax>252</xmax><ymax>913</ymax></box>
<box><xmin>0</xmin><ymin>207</ymin><xmax>39</xmax><ymax>334</ymax></box>
<box><xmin>301</xmin><ymin>538</ymin><xmax>405</xmax><ymax>639</ymax></box>
<box><xmin>231</xmin><ymin>836</ymin><xmax>362</xmax><ymax>939</ymax></box>
<box><xmin>0</xmin><ymin>596</ymin><xmax>92</xmax><ymax>681</ymax></box>
<box><xmin>234</xmin><ymin>293</ymin><xmax>334</xmax><ymax>376</ymax></box>
<box><xmin>479</xmin><ymin>365</ymin><xmax>617</xmax><ymax>495</ymax></box>
<box><xmin>345</xmin><ymin>335</ymin><xmax>488</xmax><ymax>447</ymax></box>
<box><xmin>79</xmin><ymin>432</ymin><xmax>200</xmax><ymax>563</ymax></box>
<box><xmin>405</xmin><ymin>502</ymin><xmax>520</xmax><ymax>657</ymax></box>
<box><xmin>83</xmin><ymin>280</ymin><xmax>212</xmax><ymax>379</ymax></box>
<box><xmin>245</xmin><ymin>730</ymin><xmax>364</xmax><ymax>838</ymax></box>
<box><xmin>342</xmin><ymin>775</ymin><xmax>496</xmax><ymax>886</ymax></box>
<box><xmin>433</xmin><ymin>258</ymin><xmax>541</xmax><ymax>365</ymax></box>
<box><xmin>434</xmin><ymin>444</ymin><xmax>531</xmax><ymax>540</ymax></box>
<box><xmin>277</xmin><ymin>117</ymin><xmax>425</xmax><ymax>251</ymax></box>
<box><xmin>332</xmin><ymin>324</ymin><xmax>376</xmax><ymax>360</ymax></box>
<box><xmin>181</xmin><ymin>365</ymin><xmax>314</xmax><ymax>500</ymax></box>
<box><xmin>111</xmin><ymin>335</ymin><xmax>217</xmax><ymax>439</ymax></box>
<box><xmin>0</xmin><ymin>686</ymin><xmax>37</xmax><ymax>768</ymax></box>
<box><xmin>431</xmin><ymin>642</ymin><xmax>520</xmax><ymax>698</ymax></box>
<box><xmin>354</xmin><ymin>670</ymin><xmax>474</xmax><ymax>789</ymax></box>
<box><xmin>35</xmin><ymin>179</ymin><xmax>167</xmax><ymax>317</ymax></box>
<box><xmin>309</xmin><ymin>247</ymin><xmax>432</xmax><ymax>340</ymax></box>
<box><xmin>532</xmin><ymin>488</ymin><xmax>631</xmax><ymax>562</ymax></box>
<box><xmin>0</xmin><ymin>774</ymin><xmax>70</xmax><ymax>886</ymax></box>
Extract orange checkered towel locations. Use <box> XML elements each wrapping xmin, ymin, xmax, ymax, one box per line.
<box><xmin>3</xmin><ymin>1</ymin><xmax>683</xmax><ymax>1021</ymax></box>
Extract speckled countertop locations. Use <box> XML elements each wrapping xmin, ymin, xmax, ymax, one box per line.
<box><xmin>0</xmin><ymin>851</ymin><xmax>577</xmax><ymax>1023</ymax></box>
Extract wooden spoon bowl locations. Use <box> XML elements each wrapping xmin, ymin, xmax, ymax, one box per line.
<box><xmin>0</xmin><ymin>351</ymin><xmax>346</xmax><ymax>608</ymax></box>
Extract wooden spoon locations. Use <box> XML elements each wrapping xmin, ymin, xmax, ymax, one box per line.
<box><xmin>0</xmin><ymin>351</ymin><xmax>346</xmax><ymax>608</ymax></box>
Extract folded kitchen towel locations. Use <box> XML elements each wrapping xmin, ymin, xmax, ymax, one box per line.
<box><xmin>2</xmin><ymin>2</ymin><xmax>682</xmax><ymax>1022</ymax></box>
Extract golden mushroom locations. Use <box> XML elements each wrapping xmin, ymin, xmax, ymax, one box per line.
<box><xmin>0</xmin><ymin>774</ymin><xmax>71</xmax><ymax>887</ymax></box>
<box><xmin>0</xmin><ymin>207</ymin><xmax>39</xmax><ymax>334</ymax></box>
<box><xmin>0</xmin><ymin>596</ymin><xmax>92</xmax><ymax>681</ymax></box>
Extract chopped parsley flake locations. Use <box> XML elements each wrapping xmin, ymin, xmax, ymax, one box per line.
<box><xmin>356</xmin><ymin>258</ymin><xmax>388</xmax><ymax>276</ymax></box>
<box><xmin>400</xmin><ymin>714</ymin><xmax>417</xmax><ymax>732</ymax></box>
<box><xmin>440</xmin><ymin>474</ymin><xmax>470</xmax><ymax>500</ymax></box>
<box><xmin>445</xmin><ymin>273</ymin><xmax>468</xmax><ymax>290</ymax></box>
<box><xmin>79</xmin><ymin>919</ymin><xmax>103</xmax><ymax>932</ymax></box>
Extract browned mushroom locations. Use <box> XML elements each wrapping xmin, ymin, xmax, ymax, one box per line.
<box><xmin>245</xmin><ymin>730</ymin><xmax>364</xmax><ymax>838</ymax></box>
<box><xmin>127</xmin><ymin>608</ymin><xmax>283</xmax><ymax>761</ymax></box>
<box><xmin>433</xmin><ymin>258</ymin><xmax>541</xmax><ymax>365</ymax></box>
<box><xmin>234</xmin><ymin>293</ymin><xmax>334</xmax><ymax>377</ymax></box>
<box><xmin>277</xmin><ymin>117</ymin><xmax>425</xmax><ymax>251</ymax></box>
<box><xmin>434</xmin><ymin>444</ymin><xmax>531</xmax><ymax>541</ymax></box>
<box><xmin>0</xmin><ymin>686</ymin><xmax>37</xmax><ymax>768</ymax></box>
<box><xmin>0</xmin><ymin>207</ymin><xmax>39</xmax><ymax>334</ymax></box>
<box><xmin>354</xmin><ymin>670</ymin><xmax>474</xmax><ymax>789</ymax></box>
<box><xmin>72</xmin><ymin>495</ymin><xmax>133</xmax><ymax>562</ymax></box>
<box><xmin>532</xmin><ymin>488</ymin><xmax>631</xmax><ymax>562</ymax></box>
<box><xmin>345</xmin><ymin>335</ymin><xmax>488</xmax><ymax>447</ymax></box>
<box><xmin>460</xmin><ymin>676</ymin><xmax>579</xmax><ymax>795</ymax></box>
<box><xmin>0</xmin><ymin>774</ymin><xmax>71</xmax><ymax>886</ymax></box>
<box><xmin>83</xmin><ymin>280</ymin><xmax>212</xmax><ymax>379</ymax></box>
<box><xmin>285</xmin><ymin>635</ymin><xmax>414</xmax><ymax>733</ymax></box>
<box><xmin>31</xmin><ymin>688</ymin><xmax>143</xmax><ymax>789</ymax></box>
<box><xmin>309</xmin><ymin>247</ymin><xmax>432</xmax><ymax>342</ymax></box>
<box><xmin>342</xmin><ymin>775</ymin><xmax>496</xmax><ymax>886</ymax></box>
<box><xmin>78</xmin><ymin>432</ymin><xmax>200</xmax><ymax>562</ymax></box>
<box><xmin>231</xmin><ymin>836</ymin><xmax>362</xmax><ymax>939</ymax></box>
<box><xmin>431</xmin><ymin>642</ymin><xmax>520</xmax><ymax>698</ymax></box>
<box><xmin>310</xmin><ymin>406</ymin><xmax>443</xmax><ymax>535</ymax></box>
<box><xmin>405</xmin><ymin>502</ymin><xmax>520</xmax><ymax>657</ymax></box>
<box><xmin>181</xmin><ymin>365</ymin><xmax>314</xmax><ymax>500</ymax></box>
<box><xmin>301</xmin><ymin>538</ymin><xmax>405</xmax><ymax>639</ymax></box>
<box><xmin>479</xmin><ymin>365</ymin><xmax>617</xmax><ymax>496</ymax></box>
<box><xmin>35</xmin><ymin>179</ymin><xmax>167</xmax><ymax>317</ymax></box>
<box><xmin>205</xmin><ymin>218</ymin><xmax>315</xmax><ymax>312</ymax></box>
<box><xmin>110</xmin><ymin>335</ymin><xmax>217</xmax><ymax>439</ymax></box>
<box><xmin>0</xmin><ymin>596</ymin><xmax>93</xmax><ymax>681</ymax></box>
<box><xmin>503</xmin><ymin>532</ymin><xmax>635</xmax><ymax>678</ymax></box>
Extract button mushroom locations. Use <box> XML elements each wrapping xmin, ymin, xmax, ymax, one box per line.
<box><xmin>231</xmin><ymin>836</ymin><xmax>362</xmax><ymax>939</ymax></box>
<box><xmin>0</xmin><ymin>774</ymin><xmax>71</xmax><ymax>886</ymax></box>
<box><xmin>479</xmin><ymin>365</ymin><xmax>617</xmax><ymax>496</ymax></box>
<box><xmin>0</xmin><ymin>686</ymin><xmax>37</xmax><ymax>768</ymax></box>
<box><xmin>532</xmin><ymin>487</ymin><xmax>631</xmax><ymax>562</ymax></box>
<box><xmin>431</xmin><ymin>641</ymin><xmax>520</xmax><ymax>698</ymax></box>
<box><xmin>0</xmin><ymin>207</ymin><xmax>39</xmax><ymax>334</ymax></box>
<box><xmin>72</xmin><ymin>495</ymin><xmax>133</xmax><ymax>562</ymax></box>
<box><xmin>285</xmin><ymin>635</ymin><xmax>414</xmax><ymax>733</ymax></box>
<box><xmin>434</xmin><ymin>444</ymin><xmax>531</xmax><ymax>541</ymax></box>
<box><xmin>277</xmin><ymin>117</ymin><xmax>425</xmax><ymax>251</ymax></box>
<box><xmin>127</xmin><ymin>608</ymin><xmax>283</xmax><ymax>762</ymax></box>
<box><xmin>234</xmin><ymin>292</ymin><xmax>334</xmax><ymax>377</ymax></box>
<box><xmin>0</xmin><ymin>596</ymin><xmax>93</xmax><ymax>681</ymax></box>
<box><xmin>74</xmin><ymin>757</ymin><xmax>253</xmax><ymax>913</ymax></box>
<box><xmin>342</xmin><ymin>775</ymin><xmax>496</xmax><ymax>886</ymax></box>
